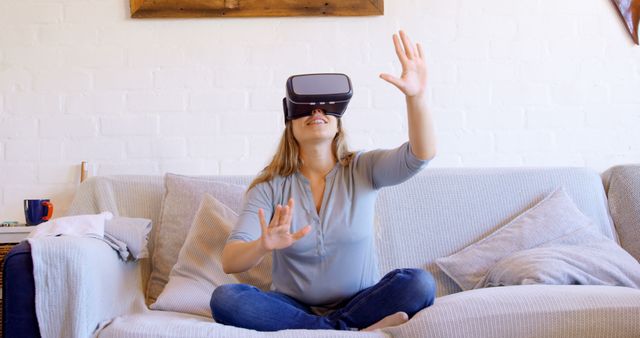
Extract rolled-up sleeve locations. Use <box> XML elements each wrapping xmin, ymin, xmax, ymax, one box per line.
<box><xmin>227</xmin><ymin>182</ymin><xmax>273</xmax><ymax>243</ymax></box>
<box><xmin>357</xmin><ymin>142</ymin><xmax>431</xmax><ymax>190</ymax></box>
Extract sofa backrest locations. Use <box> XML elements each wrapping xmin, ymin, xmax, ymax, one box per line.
<box><xmin>602</xmin><ymin>165</ymin><xmax>640</xmax><ymax>263</ymax></box>
<box><xmin>375</xmin><ymin>167</ymin><xmax>614</xmax><ymax>296</ymax></box>
<box><xmin>66</xmin><ymin>167</ymin><xmax>614</xmax><ymax>297</ymax></box>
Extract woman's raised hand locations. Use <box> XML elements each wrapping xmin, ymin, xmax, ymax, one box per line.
<box><xmin>379</xmin><ymin>30</ymin><xmax>428</xmax><ymax>98</ymax></box>
<box><xmin>258</xmin><ymin>198</ymin><xmax>311</xmax><ymax>251</ymax></box>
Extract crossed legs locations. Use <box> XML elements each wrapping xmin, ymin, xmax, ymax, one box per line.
<box><xmin>210</xmin><ymin>268</ymin><xmax>436</xmax><ymax>331</ymax></box>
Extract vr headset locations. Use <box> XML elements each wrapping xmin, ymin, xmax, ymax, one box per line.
<box><xmin>283</xmin><ymin>73</ymin><xmax>353</xmax><ymax>121</ymax></box>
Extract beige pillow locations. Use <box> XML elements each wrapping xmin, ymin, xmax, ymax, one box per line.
<box><xmin>151</xmin><ymin>193</ymin><xmax>272</xmax><ymax>317</ymax></box>
<box><xmin>147</xmin><ymin>173</ymin><xmax>247</xmax><ymax>303</ymax></box>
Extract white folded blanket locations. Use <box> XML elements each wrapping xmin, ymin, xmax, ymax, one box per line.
<box><xmin>26</xmin><ymin>236</ymin><xmax>147</xmax><ymax>338</ymax></box>
<box><xmin>27</xmin><ymin>212</ymin><xmax>152</xmax><ymax>261</ymax></box>
<box><xmin>27</xmin><ymin>211</ymin><xmax>113</xmax><ymax>239</ymax></box>
<box><xmin>26</xmin><ymin>212</ymin><xmax>152</xmax><ymax>338</ymax></box>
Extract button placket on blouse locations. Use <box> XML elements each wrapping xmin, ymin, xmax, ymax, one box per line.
<box><xmin>299</xmin><ymin>176</ymin><xmax>325</xmax><ymax>256</ymax></box>
<box><xmin>317</xmin><ymin>166</ymin><xmax>339</xmax><ymax>257</ymax></box>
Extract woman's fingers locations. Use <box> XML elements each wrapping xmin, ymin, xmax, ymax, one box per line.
<box><xmin>393</xmin><ymin>33</ymin><xmax>409</xmax><ymax>65</ymax></box>
<box><xmin>417</xmin><ymin>42</ymin><xmax>424</xmax><ymax>60</ymax></box>
<box><xmin>270</xmin><ymin>204</ymin><xmax>282</xmax><ymax>228</ymax></box>
<box><xmin>258</xmin><ymin>208</ymin><xmax>268</xmax><ymax>235</ymax></box>
<box><xmin>261</xmin><ymin>199</ymin><xmax>309</xmax><ymax>246</ymax></box>
<box><xmin>399</xmin><ymin>30</ymin><xmax>416</xmax><ymax>59</ymax></box>
<box><xmin>380</xmin><ymin>73</ymin><xmax>404</xmax><ymax>91</ymax></box>
<box><xmin>278</xmin><ymin>204</ymin><xmax>286</xmax><ymax>223</ymax></box>
<box><xmin>283</xmin><ymin>198</ymin><xmax>294</xmax><ymax>225</ymax></box>
<box><xmin>270</xmin><ymin>224</ymin><xmax>288</xmax><ymax>234</ymax></box>
<box><xmin>291</xmin><ymin>225</ymin><xmax>312</xmax><ymax>241</ymax></box>
<box><xmin>280</xmin><ymin>205</ymin><xmax>290</xmax><ymax>228</ymax></box>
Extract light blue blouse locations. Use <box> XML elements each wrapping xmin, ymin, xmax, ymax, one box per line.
<box><xmin>228</xmin><ymin>142</ymin><xmax>430</xmax><ymax>307</ymax></box>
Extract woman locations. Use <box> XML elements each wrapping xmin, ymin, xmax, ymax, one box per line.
<box><xmin>211</xmin><ymin>30</ymin><xmax>437</xmax><ymax>332</ymax></box>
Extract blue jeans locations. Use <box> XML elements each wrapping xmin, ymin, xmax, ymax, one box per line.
<box><xmin>210</xmin><ymin>268</ymin><xmax>436</xmax><ymax>331</ymax></box>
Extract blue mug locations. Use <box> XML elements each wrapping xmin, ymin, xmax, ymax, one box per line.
<box><xmin>24</xmin><ymin>199</ymin><xmax>54</xmax><ymax>226</ymax></box>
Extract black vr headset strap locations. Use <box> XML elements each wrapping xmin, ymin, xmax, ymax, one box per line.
<box><xmin>282</xmin><ymin>97</ymin><xmax>288</xmax><ymax>122</ymax></box>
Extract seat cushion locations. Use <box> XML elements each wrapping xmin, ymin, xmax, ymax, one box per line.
<box><xmin>381</xmin><ymin>284</ymin><xmax>640</xmax><ymax>338</ymax></box>
<box><xmin>97</xmin><ymin>310</ymin><xmax>386</xmax><ymax>338</ymax></box>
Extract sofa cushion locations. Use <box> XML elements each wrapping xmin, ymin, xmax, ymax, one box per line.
<box><xmin>147</xmin><ymin>173</ymin><xmax>247</xmax><ymax>303</ymax></box>
<box><xmin>602</xmin><ymin>164</ymin><xmax>640</xmax><ymax>262</ymax></box>
<box><xmin>381</xmin><ymin>284</ymin><xmax>640</xmax><ymax>338</ymax></box>
<box><xmin>97</xmin><ymin>311</ymin><xmax>386</xmax><ymax>338</ymax></box>
<box><xmin>151</xmin><ymin>193</ymin><xmax>271</xmax><ymax>317</ymax></box>
<box><xmin>435</xmin><ymin>187</ymin><xmax>596</xmax><ymax>291</ymax></box>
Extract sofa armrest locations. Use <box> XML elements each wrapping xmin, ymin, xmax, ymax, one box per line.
<box><xmin>26</xmin><ymin>236</ymin><xmax>147</xmax><ymax>338</ymax></box>
<box><xmin>602</xmin><ymin>164</ymin><xmax>640</xmax><ymax>262</ymax></box>
<box><xmin>3</xmin><ymin>241</ymin><xmax>40</xmax><ymax>338</ymax></box>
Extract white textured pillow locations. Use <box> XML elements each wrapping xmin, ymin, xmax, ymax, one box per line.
<box><xmin>147</xmin><ymin>173</ymin><xmax>247</xmax><ymax>303</ymax></box>
<box><xmin>435</xmin><ymin>187</ymin><xmax>596</xmax><ymax>291</ymax></box>
<box><xmin>151</xmin><ymin>193</ymin><xmax>272</xmax><ymax>317</ymax></box>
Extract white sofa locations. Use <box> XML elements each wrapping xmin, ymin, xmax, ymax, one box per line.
<box><xmin>7</xmin><ymin>165</ymin><xmax>640</xmax><ymax>337</ymax></box>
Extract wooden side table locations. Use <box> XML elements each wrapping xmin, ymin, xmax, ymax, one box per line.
<box><xmin>0</xmin><ymin>226</ymin><xmax>34</xmax><ymax>336</ymax></box>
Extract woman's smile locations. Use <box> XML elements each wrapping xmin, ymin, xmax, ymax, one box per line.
<box><xmin>306</xmin><ymin>116</ymin><xmax>328</xmax><ymax>126</ymax></box>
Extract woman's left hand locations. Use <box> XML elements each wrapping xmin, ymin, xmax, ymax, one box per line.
<box><xmin>380</xmin><ymin>30</ymin><xmax>427</xmax><ymax>98</ymax></box>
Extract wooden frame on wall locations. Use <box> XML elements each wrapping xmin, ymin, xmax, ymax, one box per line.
<box><xmin>130</xmin><ymin>0</ymin><xmax>384</xmax><ymax>18</ymax></box>
<box><xmin>611</xmin><ymin>0</ymin><xmax>640</xmax><ymax>44</ymax></box>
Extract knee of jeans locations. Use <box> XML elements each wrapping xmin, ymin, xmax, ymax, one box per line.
<box><xmin>403</xmin><ymin>269</ymin><xmax>436</xmax><ymax>308</ymax></box>
<box><xmin>210</xmin><ymin>284</ymin><xmax>252</xmax><ymax>320</ymax></box>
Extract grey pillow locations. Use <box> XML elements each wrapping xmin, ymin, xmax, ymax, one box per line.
<box><xmin>147</xmin><ymin>173</ymin><xmax>246</xmax><ymax>303</ymax></box>
<box><xmin>479</xmin><ymin>225</ymin><xmax>640</xmax><ymax>288</ymax></box>
<box><xmin>151</xmin><ymin>193</ymin><xmax>272</xmax><ymax>318</ymax></box>
<box><xmin>435</xmin><ymin>187</ymin><xmax>596</xmax><ymax>291</ymax></box>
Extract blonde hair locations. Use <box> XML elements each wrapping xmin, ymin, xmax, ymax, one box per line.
<box><xmin>248</xmin><ymin>119</ymin><xmax>354</xmax><ymax>191</ymax></box>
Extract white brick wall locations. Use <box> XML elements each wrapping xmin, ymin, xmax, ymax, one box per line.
<box><xmin>5</xmin><ymin>46</ymin><xmax>63</xmax><ymax>69</ymax></box>
<box><xmin>101</xmin><ymin>116</ymin><xmax>157</xmax><ymax>137</ymax></box>
<box><xmin>64</xmin><ymin>139</ymin><xmax>124</xmax><ymax>161</ymax></box>
<box><xmin>0</xmin><ymin>68</ymin><xmax>31</xmax><ymax>91</ymax></box>
<box><xmin>127</xmin><ymin>90</ymin><xmax>186</xmax><ymax>112</ymax></box>
<box><xmin>94</xmin><ymin>69</ymin><xmax>153</xmax><ymax>90</ymax></box>
<box><xmin>65</xmin><ymin>92</ymin><xmax>126</xmax><ymax>115</ymax></box>
<box><xmin>6</xmin><ymin>93</ymin><xmax>62</xmax><ymax>114</ymax></box>
<box><xmin>40</xmin><ymin>116</ymin><xmax>97</xmax><ymax>138</ymax></box>
<box><xmin>0</xmin><ymin>117</ymin><xmax>38</xmax><ymax>139</ymax></box>
<box><xmin>0</xmin><ymin>0</ymin><xmax>639</xmax><ymax>220</ymax></box>
<box><xmin>5</xmin><ymin>140</ymin><xmax>42</xmax><ymax>161</ymax></box>
<box><xmin>3</xmin><ymin>3</ymin><xmax>63</xmax><ymax>24</ymax></box>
